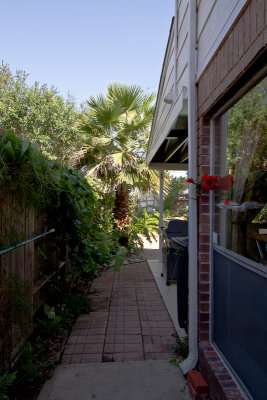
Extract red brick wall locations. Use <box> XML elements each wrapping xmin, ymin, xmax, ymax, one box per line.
<box><xmin>198</xmin><ymin>343</ymin><xmax>247</xmax><ymax>400</ymax></box>
<box><xmin>196</xmin><ymin>1</ymin><xmax>266</xmax><ymax>398</ymax></box>
<box><xmin>197</xmin><ymin>117</ymin><xmax>211</xmax><ymax>342</ymax></box>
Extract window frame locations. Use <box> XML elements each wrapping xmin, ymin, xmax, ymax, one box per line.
<box><xmin>209</xmin><ymin>70</ymin><xmax>267</xmax><ymax>399</ymax></box>
<box><xmin>210</xmin><ymin>72</ymin><xmax>267</xmax><ymax>265</ymax></box>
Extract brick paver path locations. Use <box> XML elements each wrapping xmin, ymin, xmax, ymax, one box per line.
<box><xmin>61</xmin><ymin>261</ymin><xmax>177</xmax><ymax>364</ymax></box>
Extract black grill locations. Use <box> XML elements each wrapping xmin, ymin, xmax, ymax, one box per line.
<box><xmin>161</xmin><ymin>219</ymin><xmax>189</xmax><ymax>330</ymax></box>
<box><xmin>161</xmin><ymin>219</ymin><xmax>188</xmax><ymax>284</ymax></box>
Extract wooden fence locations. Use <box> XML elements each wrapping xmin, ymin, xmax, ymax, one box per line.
<box><xmin>0</xmin><ymin>191</ymin><xmax>65</xmax><ymax>367</ymax></box>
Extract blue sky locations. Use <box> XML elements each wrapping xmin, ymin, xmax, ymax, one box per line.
<box><xmin>0</xmin><ymin>0</ymin><xmax>174</xmax><ymax>107</ymax></box>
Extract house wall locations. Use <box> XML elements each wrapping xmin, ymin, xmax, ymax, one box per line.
<box><xmin>197</xmin><ymin>0</ymin><xmax>248</xmax><ymax>79</ymax></box>
<box><xmin>137</xmin><ymin>195</ymin><xmax>159</xmax><ymax>213</ymax></box>
<box><xmin>148</xmin><ymin>0</ymin><xmax>249</xmax><ymax>164</ymax></box>
<box><xmin>147</xmin><ymin>0</ymin><xmax>266</xmax><ymax>395</ymax></box>
<box><xmin>147</xmin><ymin>0</ymin><xmax>190</xmax><ymax>164</ymax></box>
<box><xmin>196</xmin><ymin>1</ymin><xmax>266</xmax><ymax>398</ymax></box>
<box><xmin>148</xmin><ymin>19</ymin><xmax>175</xmax><ymax>158</ymax></box>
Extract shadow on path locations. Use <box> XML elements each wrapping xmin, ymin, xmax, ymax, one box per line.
<box><xmin>38</xmin><ymin>261</ymin><xmax>191</xmax><ymax>400</ymax></box>
<box><xmin>61</xmin><ymin>261</ymin><xmax>177</xmax><ymax>364</ymax></box>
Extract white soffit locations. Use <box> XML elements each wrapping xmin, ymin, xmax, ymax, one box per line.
<box><xmin>147</xmin><ymin>90</ymin><xmax>188</xmax><ymax>166</ymax></box>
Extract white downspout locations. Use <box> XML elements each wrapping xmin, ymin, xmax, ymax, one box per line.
<box><xmin>179</xmin><ymin>0</ymin><xmax>198</xmax><ymax>374</ymax></box>
<box><xmin>159</xmin><ymin>170</ymin><xmax>164</xmax><ymax>272</ymax></box>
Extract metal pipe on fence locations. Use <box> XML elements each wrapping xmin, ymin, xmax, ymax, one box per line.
<box><xmin>0</xmin><ymin>228</ymin><xmax>55</xmax><ymax>256</ymax></box>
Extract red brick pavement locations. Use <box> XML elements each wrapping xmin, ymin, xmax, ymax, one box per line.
<box><xmin>61</xmin><ymin>261</ymin><xmax>177</xmax><ymax>364</ymax></box>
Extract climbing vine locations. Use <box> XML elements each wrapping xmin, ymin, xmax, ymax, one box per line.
<box><xmin>0</xmin><ymin>129</ymin><xmax>119</xmax><ymax>283</ymax></box>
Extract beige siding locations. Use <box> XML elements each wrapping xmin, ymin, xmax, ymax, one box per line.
<box><xmin>147</xmin><ymin>0</ymin><xmax>250</xmax><ymax>165</ymax></box>
<box><xmin>197</xmin><ymin>0</ymin><xmax>248</xmax><ymax>79</ymax></box>
<box><xmin>148</xmin><ymin>25</ymin><xmax>175</xmax><ymax>157</ymax></box>
<box><xmin>147</xmin><ymin>0</ymin><xmax>190</xmax><ymax>164</ymax></box>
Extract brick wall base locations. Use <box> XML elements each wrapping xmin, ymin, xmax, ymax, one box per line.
<box><xmin>198</xmin><ymin>342</ymin><xmax>246</xmax><ymax>400</ymax></box>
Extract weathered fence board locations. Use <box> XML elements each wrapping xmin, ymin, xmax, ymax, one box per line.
<box><xmin>0</xmin><ymin>191</ymin><xmax>63</xmax><ymax>368</ymax></box>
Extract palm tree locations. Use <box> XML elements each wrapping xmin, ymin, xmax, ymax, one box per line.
<box><xmin>76</xmin><ymin>83</ymin><xmax>159</xmax><ymax>229</ymax></box>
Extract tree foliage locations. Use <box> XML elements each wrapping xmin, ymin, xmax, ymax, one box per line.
<box><xmin>79</xmin><ymin>83</ymin><xmax>157</xmax><ymax>187</ymax></box>
<box><xmin>78</xmin><ymin>83</ymin><xmax>159</xmax><ymax>227</ymax></box>
<box><xmin>0</xmin><ymin>62</ymin><xmax>82</xmax><ymax>166</ymax></box>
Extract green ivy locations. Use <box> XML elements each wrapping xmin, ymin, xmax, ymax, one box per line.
<box><xmin>0</xmin><ymin>129</ymin><xmax>119</xmax><ymax>284</ymax></box>
<box><xmin>0</xmin><ymin>372</ymin><xmax>16</xmax><ymax>400</ymax></box>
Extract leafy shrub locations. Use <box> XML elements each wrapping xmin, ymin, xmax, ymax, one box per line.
<box><xmin>114</xmin><ymin>246</ymin><xmax>127</xmax><ymax>271</ymax></box>
<box><xmin>35</xmin><ymin>293</ymin><xmax>92</xmax><ymax>337</ymax></box>
<box><xmin>8</xmin><ymin>343</ymin><xmax>55</xmax><ymax>399</ymax></box>
<box><xmin>164</xmin><ymin>176</ymin><xmax>188</xmax><ymax>219</ymax></box>
<box><xmin>0</xmin><ymin>129</ymin><xmax>120</xmax><ymax>284</ymax></box>
<box><xmin>57</xmin><ymin>293</ymin><xmax>91</xmax><ymax>318</ymax></box>
<box><xmin>0</xmin><ymin>372</ymin><xmax>16</xmax><ymax>400</ymax></box>
<box><xmin>129</xmin><ymin>209</ymin><xmax>159</xmax><ymax>248</ymax></box>
<box><xmin>173</xmin><ymin>336</ymin><xmax>189</xmax><ymax>358</ymax></box>
<box><xmin>36</xmin><ymin>315</ymin><xmax>63</xmax><ymax>337</ymax></box>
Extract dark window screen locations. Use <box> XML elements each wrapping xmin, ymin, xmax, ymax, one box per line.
<box><xmin>213</xmin><ymin>249</ymin><xmax>267</xmax><ymax>400</ymax></box>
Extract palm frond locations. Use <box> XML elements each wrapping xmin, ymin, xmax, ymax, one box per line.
<box><xmin>86</xmin><ymin>94</ymin><xmax>105</xmax><ymax>110</ymax></box>
<box><xmin>79</xmin><ymin>83</ymin><xmax>159</xmax><ymax>194</ymax></box>
<box><xmin>110</xmin><ymin>152</ymin><xmax>124</xmax><ymax>166</ymax></box>
<box><xmin>80</xmin><ymin>119</ymin><xmax>105</xmax><ymax>136</ymax></box>
<box><xmin>91</xmin><ymin>136</ymin><xmax>113</xmax><ymax>147</ymax></box>
<box><xmin>85</xmin><ymin>93</ymin><xmax>124</xmax><ymax>126</ymax></box>
<box><xmin>107</xmin><ymin>83</ymin><xmax>145</xmax><ymax>112</ymax></box>
<box><xmin>122</xmin><ymin>116</ymin><xmax>153</xmax><ymax>136</ymax></box>
<box><xmin>94</xmin><ymin>103</ymin><xmax>124</xmax><ymax>126</ymax></box>
<box><xmin>141</xmin><ymin>92</ymin><xmax>156</xmax><ymax>112</ymax></box>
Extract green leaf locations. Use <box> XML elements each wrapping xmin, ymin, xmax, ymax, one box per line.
<box><xmin>78</xmin><ymin>199</ymin><xmax>85</xmax><ymax>209</ymax></box>
<box><xmin>4</xmin><ymin>131</ymin><xmax>17</xmax><ymax>148</ymax></box>
<box><xmin>3</xmin><ymin>141</ymin><xmax>15</xmax><ymax>160</ymax></box>
<box><xmin>44</xmin><ymin>303</ymin><xmax>51</xmax><ymax>315</ymax></box>
<box><xmin>114</xmin><ymin>246</ymin><xmax>127</xmax><ymax>271</ymax></box>
<box><xmin>143</xmin><ymin>227</ymin><xmax>150</xmax><ymax>240</ymax></box>
<box><xmin>52</xmin><ymin>170</ymin><xmax>61</xmax><ymax>182</ymax></box>
<box><xmin>30</xmin><ymin>142</ymin><xmax>38</xmax><ymax>150</ymax></box>
<box><xmin>66</xmin><ymin>178</ymin><xmax>74</xmax><ymax>191</ymax></box>
<box><xmin>52</xmin><ymin>316</ymin><xmax>61</xmax><ymax>325</ymax></box>
<box><xmin>0</xmin><ymin>372</ymin><xmax>17</xmax><ymax>397</ymax></box>
<box><xmin>21</xmin><ymin>139</ymin><xmax>30</xmax><ymax>154</ymax></box>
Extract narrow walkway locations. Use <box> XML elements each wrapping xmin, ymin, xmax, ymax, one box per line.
<box><xmin>62</xmin><ymin>261</ymin><xmax>177</xmax><ymax>364</ymax></box>
<box><xmin>39</xmin><ymin>260</ymin><xmax>191</xmax><ymax>399</ymax></box>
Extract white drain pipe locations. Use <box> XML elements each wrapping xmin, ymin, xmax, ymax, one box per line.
<box><xmin>179</xmin><ymin>0</ymin><xmax>198</xmax><ymax>374</ymax></box>
<box><xmin>159</xmin><ymin>170</ymin><xmax>164</xmax><ymax>272</ymax></box>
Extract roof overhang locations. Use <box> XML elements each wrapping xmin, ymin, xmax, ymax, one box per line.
<box><xmin>146</xmin><ymin>16</ymin><xmax>188</xmax><ymax>172</ymax></box>
<box><xmin>148</xmin><ymin>113</ymin><xmax>188</xmax><ymax>171</ymax></box>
